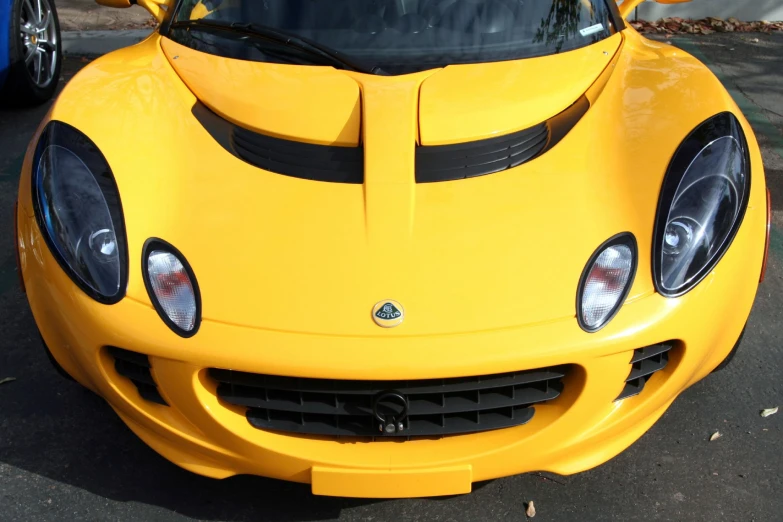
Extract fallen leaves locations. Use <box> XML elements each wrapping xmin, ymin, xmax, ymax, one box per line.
<box><xmin>709</xmin><ymin>431</ymin><xmax>722</xmax><ymax>442</ymax></box>
<box><xmin>0</xmin><ymin>377</ymin><xmax>16</xmax><ymax>385</ymax></box>
<box><xmin>631</xmin><ymin>17</ymin><xmax>783</xmax><ymax>35</ymax></box>
<box><xmin>525</xmin><ymin>501</ymin><xmax>536</xmax><ymax>518</ymax></box>
<box><xmin>761</xmin><ymin>407</ymin><xmax>779</xmax><ymax>418</ymax></box>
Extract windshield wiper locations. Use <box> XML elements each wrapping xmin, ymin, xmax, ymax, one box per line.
<box><xmin>170</xmin><ymin>19</ymin><xmax>385</xmax><ymax>75</ymax></box>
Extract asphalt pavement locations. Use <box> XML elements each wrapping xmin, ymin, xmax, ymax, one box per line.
<box><xmin>1</xmin><ymin>34</ymin><xmax>782</xmax><ymax>521</ymax></box>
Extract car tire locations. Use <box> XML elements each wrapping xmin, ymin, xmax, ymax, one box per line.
<box><xmin>0</xmin><ymin>0</ymin><xmax>62</xmax><ymax>107</ymax></box>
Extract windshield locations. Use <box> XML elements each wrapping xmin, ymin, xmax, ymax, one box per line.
<box><xmin>168</xmin><ymin>0</ymin><xmax>620</xmax><ymax>74</ymax></box>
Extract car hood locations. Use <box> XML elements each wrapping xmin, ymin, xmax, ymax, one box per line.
<box><xmin>161</xmin><ymin>35</ymin><xmax>622</xmax><ymax>146</ymax></box>
<box><xmin>38</xmin><ymin>31</ymin><xmax>735</xmax><ymax>338</ymax></box>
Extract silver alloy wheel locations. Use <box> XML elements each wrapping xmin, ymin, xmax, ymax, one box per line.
<box><xmin>19</xmin><ymin>0</ymin><xmax>58</xmax><ymax>88</ymax></box>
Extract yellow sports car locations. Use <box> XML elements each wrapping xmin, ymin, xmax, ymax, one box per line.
<box><xmin>14</xmin><ymin>0</ymin><xmax>771</xmax><ymax>498</ymax></box>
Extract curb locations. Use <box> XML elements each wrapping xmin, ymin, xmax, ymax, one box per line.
<box><xmin>62</xmin><ymin>30</ymin><xmax>153</xmax><ymax>56</ymax></box>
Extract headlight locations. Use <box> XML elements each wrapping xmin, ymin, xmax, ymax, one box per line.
<box><xmin>32</xmin><ymin>121</ymin><xmax>127</xmax><ymax>303</ymax></box>
<box><xmin>654</xmin><ymin>112</ymin><xmax>750</xmax><ymax>297</ymax></box>
<box><xmin>143</xmin><ymin>239</ymin><xmax>201</xmax><ymax>337</ymax></box>
<box><xmin>577</xmin><ymin>233</ymin><xmax>638</xmax><ymax>333</ymax></box>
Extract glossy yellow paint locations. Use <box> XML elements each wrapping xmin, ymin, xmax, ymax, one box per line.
<box><xmin>418</xmin><ymin>33</ymin><xmax>622</xmax><ymax>144</ymax></box>
<box><xmin>617</xmin><ymin>0</ymin><xmax>692</xmax><ymax>19</ymax></box>
<box><xmin>95</xmin><ymin>0</ymin><xmax>174</xmax><ymax>22</ymax></box>
<box><xmin>162</xmin><ymin>38</ymin><xmax>364</xmax><ymax>146</ymax></box>
<box><xmin>16</xmin><ymin>26</ymin><xmax>767</xmax><ymax>498</ymax></box>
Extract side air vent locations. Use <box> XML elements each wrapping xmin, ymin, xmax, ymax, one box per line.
<box><xmin>615</xmin><ymin>342</ymin><xmax>674</xmax><ymax>401</ymax></box>
<box><xmin>107</xmin><ymin>347</ymin><xmax>168</xmax><ymax>406</ymax></box>
<box><xmin>416</xmin><ymin>96</ymin><xmax>590</xmax><ymax>182</ymax></box>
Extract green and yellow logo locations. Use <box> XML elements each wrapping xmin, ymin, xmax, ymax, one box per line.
<box><xmin>372</xmin><ymin>300</ymin><xmax>404</xmax><ymax>328</ymax></box>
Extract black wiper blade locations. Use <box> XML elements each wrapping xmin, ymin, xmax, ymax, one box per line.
<box><xmin>171</xmin><ymin>19</ymin><xmax>385</xmax><ymax>75</ymax></box>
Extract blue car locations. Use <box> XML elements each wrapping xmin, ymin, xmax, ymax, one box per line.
<box><xmin>0</xmin><ymin>0</ymin><xmax>61</xmax><ymax>105</ymax></box>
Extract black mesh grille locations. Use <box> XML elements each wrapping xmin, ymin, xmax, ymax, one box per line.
<box><xmin>210</xmin><ymin>367</ymin><xmax>568</xmax><ymax>438</ymax></box>
<box><xmin>231</xmin><ymin>126</ymin><xmax>363</xmax><ymax>184</ymax></box>
<box><xmin>615</xmin><ymin>342</ymin><xmax>674</xmax><ymax>401</ymax></box>
<box><xmin>107</xmin><ymin>347</ymin><xmax>168</xmax><ymax>406</ymax></box>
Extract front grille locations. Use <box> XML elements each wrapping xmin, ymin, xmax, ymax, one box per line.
<box><xmin>615</xmin><ymin>342</ymin><xmax>674</xmax><ymax>401</ymax></box>
<box><xmin>210</xmin><ymin>367</ymin><xmax>568</xmax><ymax>438</ymax></box>
<box><xmin>107</xmin><ymin>347</ymin><xmax>168</xmax><ymax>406</ymax></box>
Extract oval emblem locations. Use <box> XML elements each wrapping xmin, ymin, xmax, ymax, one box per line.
<box><xmin>372</xmin><ymin>300</ymin><xmax>404</xmax><ymax>328</ymax></box>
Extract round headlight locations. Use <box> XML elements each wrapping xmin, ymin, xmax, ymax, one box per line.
<box><xmin>143</xmin><ymin>239</ymin><xmax>201</xmax><ymax>337</ymax></box>
<box><xmin>32</xmin><ymin>122</ymin><xmax>127</xmax><ymax>303</ymax></box>
<box><xmin>654</xmin><ymin>113</ymin><xmax>750</xmax><ymax>297</ymax></box>
<box><xmin>577</xmin><ymin>234</ymin><xmax>638</xmax><ymax>333</ymax></box>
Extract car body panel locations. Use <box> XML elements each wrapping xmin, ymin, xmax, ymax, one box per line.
<box><xmin>161</xmin><ymin>38</ymin><xmax>364</xmax><ymax>146</ymax></box>
<box><xmin>418</xmin><ymin>33</ymin><xmax>623</xmax><ymax>145</ymax></box>
<box><xmin>15</xmin><ymin>24</ymin><xmax>767</xmax><ymax>497</ymax></box>
<box><xmin>17</xmin><ymin>31</ymin><xmax>764</xmax><ymax>338</ymax></box>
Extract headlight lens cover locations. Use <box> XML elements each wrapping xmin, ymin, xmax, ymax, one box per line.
<box><xmin>143</xmin><ymin>239</ymin><xmax>201</xmax><ymax>337</ymax></box>
<box><xmin>32</xmin><ymin>121</ymin><xmax>127</xmax><ymax>303</ymax></box>
<box><xmin>654</xmin><ymin>112</ymin><xmax>750</xmax><ymax>297</ymax></box>
<box><xmin>577</xmin><ymin>234</ymin><xmax>638</xmax><ymax>333</ymax></box>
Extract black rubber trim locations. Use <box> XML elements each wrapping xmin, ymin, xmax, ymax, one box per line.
<box><xmin>712</xmin><ymin>327</ymin><xmax>745</xmax><ymax>373</ymax></box>
<box><xmin>605</xmin><ymin>0</ymin><xmax>627</xmax><ymax>32</ymax></box>
<box><xmin>141</xmin><ymin>238</ymin><xmax>202</xmax><ymax>338</ymax></box>
<box><xmin>416</xmin><ymin>95</ymin><xmax>589</xmax><ymax>182</ymax></box>
<box><xmin>652</xmin><ymin>112</ymin><xmax>752</xmax><ymax>298</ymax></box>
<box><xmin>576</xmin><ymin>233</ymin><xmax>638</xmax><ymax>333</ymax></box>
<box><xmin>30</xmin><ymin>121</ymin><xmax>129</xmax><ymax>305</ymax></box>
<box><xmin>39</xmin><ymin>333</ymin><xmax>75</xmax><ymax>382</ymax></box>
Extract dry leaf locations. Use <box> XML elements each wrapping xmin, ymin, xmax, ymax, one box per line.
<box><xmin>526</xmin><ymin>501</ymin><xmax>536</xmax><ymax>518</ymax></box>
<box><xmin>0</xmin><ymin>377</ymin><xmax>16</xmax><ymax>385</ymax></box>
<box><xmin>631</xmin><ymin>17</ymin><xmax>783</xmax><ymax>35</ymax></box>
<box><xmin>761</xmin><ymin>407</ymin><xmax>778</xmax><ymax>418</ymax></box>
<box><xmin>709</xmin><ymin>431</ymin><xmax>721</xmax><ymax>441</ymax></box>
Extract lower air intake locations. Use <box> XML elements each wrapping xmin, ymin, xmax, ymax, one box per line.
<box><xmin>209</xmin><ymin>367</ymin><xmax>569</xmax><ymax>438</ymax></box>
<box><xmin>615</xmin><ymin>342</ymin><xmax>674</xmax><ymax>401</ymax></box>
<box><xmin>107</xmin><ymin>347</ymin><xmax>168</xmax><ymax>406</ymax></box>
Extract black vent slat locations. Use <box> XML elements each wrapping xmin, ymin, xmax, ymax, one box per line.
<box><xmin>231</xmin><ymin>126</ymin><xmax>363</xmax><ymax>184</ymax></box>
<box><xmin>615</xmin><ymin>342</ymin><xmax>674</xmax><ymax>401</ymax></box>
<box><xmin>216</xmin><ymin>381</ymin><xmax>563</xmax><ymax>417</ymax></box>
<box><xmin>416</xmin><ymin>124</ymin><xmax>548</xmax><ymax>182</ymax></box>
<box><xmin>626</xmin><ymin>356</ymin><xmax>669</xmax><ymax>382</ymax></box>
<box><xmin>630</xmin><ymin>343</ymin><xmax>672</xmax><ymax>364</ymax></box>
<box><xmin>246</xmin><ymin>405</ymin><xmax>537</xmax><ymax>437</ymax></box>
<box><xmin>107</xmin><ymin>347</ymin><xmax>168</xmax><ymax>407</ymax></box>
<box><xmin>210</xmin><ymin>368</ymin><xmax>566</xmax><ymax>396</ymax></box>
<box><xmin>211</xmin><ymin>366</ymin><xmax>568</xmax><ymax>438</ymax></box>
<box><xmin>417</xmin><ymin>126</ymin><xmax>547</xmax><ymax>168</ymax></box>
<box><xmin>114</xmin><ymin>359</ymin><xmax>156</xmax><ymax>386</ymax></box>
<box><xmin>107</xmin><ymin>346</ymin><xmax>151</xmax><ymax>368</ymax></box>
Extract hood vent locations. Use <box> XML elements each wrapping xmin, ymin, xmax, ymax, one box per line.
<box><xmin>416</xmin><ymin>96</ymin><xmax>589</xmax><ymax>183</ymax></box>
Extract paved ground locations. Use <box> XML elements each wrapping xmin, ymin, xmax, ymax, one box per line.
<box><xmin>1</xmin><ymin>34</ymin><xmax>782</xmax><ymax>521</ymax></box>
<box><xmin>56</xmin><ymin>0</ymin><xmax>155</xmax><ymax>31</ymax></box>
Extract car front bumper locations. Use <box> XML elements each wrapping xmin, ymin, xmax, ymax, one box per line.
<box><xmin>16</xmin><ymin>191</ymin><xmax>764</xmax><ymax>498</ymax></box>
